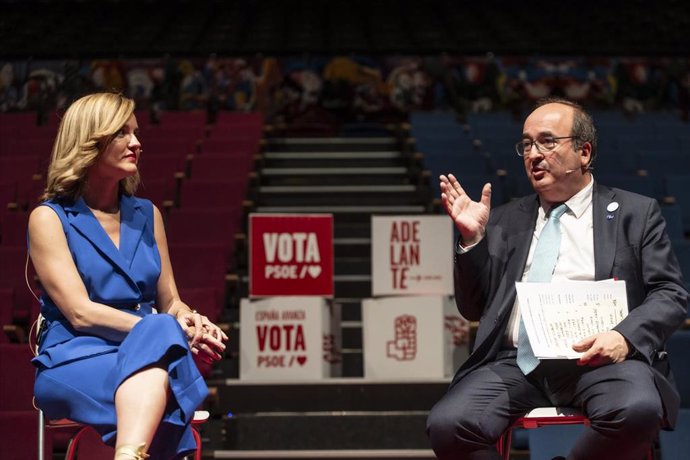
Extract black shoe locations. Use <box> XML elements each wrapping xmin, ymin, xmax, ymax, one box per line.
<box><xmin>551</xmin><ymin>457</ymin><xmax>566</xmax><ymax>460</ymax></box>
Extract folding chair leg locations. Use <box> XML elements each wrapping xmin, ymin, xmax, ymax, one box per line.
<box><xmin>192</xmin><ymin>426</ymin><xmax>202</xmax><ymax>460</ymax></box>
<box><xmin>64</xmin><ymin>427</ymin><xmax>90</xmax><ymax>460</ymax></box>
<box><xmin>38</xmin><ymin>409</ymin><xmax>45</xmax><ymax>460</ymax></box>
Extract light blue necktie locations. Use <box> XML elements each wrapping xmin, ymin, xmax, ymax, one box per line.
<box><xmin>516</xmin><ymin>203</ymin><xmax>568</xmax><ymax>374</ymax></box>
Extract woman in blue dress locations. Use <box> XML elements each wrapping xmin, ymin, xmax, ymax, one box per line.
<box><xmin>29</xmin><ymin>92</ymin><xmax>228</xmax><ymax>460</ymax></box>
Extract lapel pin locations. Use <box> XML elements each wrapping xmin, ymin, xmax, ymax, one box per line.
<box><xmin>607</xmin><ymin>214</ymin><xmax>614</xmax><ymax>220</ymax></box>
<box><xmin>607</xmin><ymin>202</ymin><xmax>619</xmax><ymax>212</ymax></box>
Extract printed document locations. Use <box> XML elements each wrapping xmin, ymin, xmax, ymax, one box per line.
<box><xmin>516</xmin><ymin>280</ymin><xmax>628</xmax><ymax>359</ymax></box>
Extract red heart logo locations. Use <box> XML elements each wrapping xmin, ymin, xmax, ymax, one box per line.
<box><xmin>297</xmin><ymin>356</ymin><xmax>307</xmax><ymax>366</ymax></box>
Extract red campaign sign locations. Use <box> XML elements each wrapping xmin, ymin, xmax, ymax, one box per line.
<box><xmin>249</xmin><ymin>214</ymin><xmax>334</xmax><ymax>297</ymax></box>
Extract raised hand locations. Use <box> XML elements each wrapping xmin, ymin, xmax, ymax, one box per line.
<box><xmin>440</xmin><ymin>174</ymin><xmax>492</xmax><ymax>246</ymax></box>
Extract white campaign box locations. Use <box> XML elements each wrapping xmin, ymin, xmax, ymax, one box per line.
<box><xmin>240</xmin><ymin>296</ymin><xmax>339</xmax><ymax>381</ymax></box>
<box><xmin>362</xmin><ymin>296</ymin><xmax>469</xmax><ymax>379</ymax></box>
<box><xmin>371</xmin><ymin>215</ymin><xmax>454</xmax><ymax>296</ymax></box>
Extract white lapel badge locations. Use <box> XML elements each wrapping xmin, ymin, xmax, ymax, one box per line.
<box><xmin>606</xmin><ymin>201</ymin><xmax>619</xmax><ymax>220</ymax></box>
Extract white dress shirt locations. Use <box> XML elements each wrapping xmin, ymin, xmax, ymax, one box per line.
<box><xmin>503</xmin><ymin>177</ymin><xmax>596</xmax><ymax>347</ymax></box>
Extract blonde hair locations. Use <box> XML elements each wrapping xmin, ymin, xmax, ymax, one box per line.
<box><xmin>43</xmin><ymin>92</ymin><xmax>139</xmax><ymax>201</ymax></box>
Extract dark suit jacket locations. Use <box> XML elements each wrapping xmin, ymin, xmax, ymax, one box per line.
<box><xmin>451</xmin><ymin>181</ymin><xmax>689</xmax><ymax>426</ymax></box>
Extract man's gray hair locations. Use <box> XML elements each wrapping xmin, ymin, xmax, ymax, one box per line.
<box><xmin>534</xmin><ymin>97</ymin><xmax>598</xmax><ymax>170</ymax></box>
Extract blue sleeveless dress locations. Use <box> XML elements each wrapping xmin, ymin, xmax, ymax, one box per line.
<box><xmin>32</xmin><ymin>195</ymin><xmax>208</xmax><ymax>460</ymax></box>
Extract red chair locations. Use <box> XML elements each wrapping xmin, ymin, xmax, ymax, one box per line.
<box><xmin>497</xmin><ymin>407</ymin><xmax>653</xmax><ymax>460</ymax></box>
<box><xmin>43</xmin><ymin>410</ymin><xmax>209</xmax><ymax>460</ymax></box>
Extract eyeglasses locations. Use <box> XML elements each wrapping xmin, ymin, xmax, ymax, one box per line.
<box><xmin>515</xmin><ymin>136</ymin><xmax>579</xmax><ymax>157</ymax></box>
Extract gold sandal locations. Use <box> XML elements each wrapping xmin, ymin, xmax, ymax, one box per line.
<box><xmin>114</xmin><ymin>443</ymin><xmax>150</xmax><ymax>460</ymax></box>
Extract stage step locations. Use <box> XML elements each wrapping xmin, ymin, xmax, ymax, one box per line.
<box><xmin>208</xmin><ymin>379</ymin><xmax>449</xmax><ymax>413</ymax></box>
<box><xmin>211</xmin><ymin>448</ymin><xmax>436</xmax><ymax>459</ymax></box>
<box><xmin>252</xmin><ymin>205</ymin><xmax>428</xmax><ymax>225</ymax></box>
<box><xmin>264</xmin><ymin>137</ymin><xmax>401</xmax><ymax>153</ymax></box>
<box><xmin>203</xmin><ymin>380</ymin><xmax>450</xmax><ymax>453</ymax></box>
<box><xmin>261</xmin><ymin>151</ymin><xmax>408</xmax><ymax>169</ymax></box>
<box><xmin>224</xmin><ymin>412</ymin><xmax>430</xmax><ymax>450</ymax></box>
<box><xmin>256</xmin><ymin>185</ymin><xmax>426</xmax><ymax>207</ymax></box>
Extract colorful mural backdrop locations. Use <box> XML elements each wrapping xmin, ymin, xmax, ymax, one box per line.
<box><xmin>1</xmin><ymin>55</ymin><xmax>689</xmax><ymax>122</ymax></box>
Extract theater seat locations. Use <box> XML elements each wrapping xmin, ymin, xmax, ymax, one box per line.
<box><xmin>169</xmin><ymin>244</ymin><xmax>228</xmax><ymax>312</ymax></box>
<box><xmin>0</xmin><ymin>288</ymin><xmax>15</xmax><ymax>343</ymax></box>
<box><xmin>179</xmin><ymin>287</ymin><xmax>222</xmax><ymax>324</ymax></box>
<box><xmin>190</xmin><ymin>154</ymin><xmax>254</xmax><ymax>181</ymax></box>
<box><xmin>137</xmin><ymin>178</ymin><xmax>177</xmax><ymax>210</ymax></box>
<box><xmin>0</xmin><ymin>246</ymin><xmax>39</xmax><ymax>323</ymax></box>
<box><xmin>0</xmin><ymin>344</ymin><xmax>50</xmax><ymax>459</ymax></box>
<box><xmin>0</xmin><ymin>210</ymin><xmax>30</xmax><ymax>246</ymax></box>
<box><xmin>167</xmin><ymin>207</ymin><xmax>242</xmax><ymax>267</ymax></box>
<box><xmin>179</xmin><ymin>179</ymin><xmax>248</xmax><ymax>210</ymax></box>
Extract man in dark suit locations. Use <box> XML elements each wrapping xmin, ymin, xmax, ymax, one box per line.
<box><xmin>426</xmin><ymin>98</ymin><xmax>688</xmax><ymax>460</ymax></box>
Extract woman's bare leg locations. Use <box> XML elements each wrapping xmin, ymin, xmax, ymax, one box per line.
<box><xmin>114</xmin><ymin>366</ymin><xmax>169</xmax><ymax>458</ymax></box>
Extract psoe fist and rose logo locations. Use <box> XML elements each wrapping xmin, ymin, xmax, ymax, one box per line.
<box><xmin>249</xmin><ymin>214</ymin><xmax>334</xmax><ymax>297</ymax></box>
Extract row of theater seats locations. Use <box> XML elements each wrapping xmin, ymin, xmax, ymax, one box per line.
<box><xmin>0</xmin><ymin>343</ymin><xmax>52</xmax><ymax>459</ymax></box>
<box><xmin>0</xmin><ymin>110</ymin><xmax>262</xmax><ymax>346</ymax></box>
<box><xmin>0</xmin><ymin>113</ymin><xmax>66</xmax><ymax>454</ymax></box>
<box><xmin>0</xmin><ymin>112</ymin><xmax>53</xmax><ymax>341</ymax></box>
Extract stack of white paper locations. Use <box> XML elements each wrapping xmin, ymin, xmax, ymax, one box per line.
<box><xmin>516</xmin><ymin>280</ymin><xmax>628</xmax><ymax>359</ymax></box>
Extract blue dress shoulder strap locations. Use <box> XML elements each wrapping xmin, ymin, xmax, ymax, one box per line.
<box><xmin>39</xmin><ymin>199</ymin><xmax>70</xmax><ymax>235</ymax></box>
